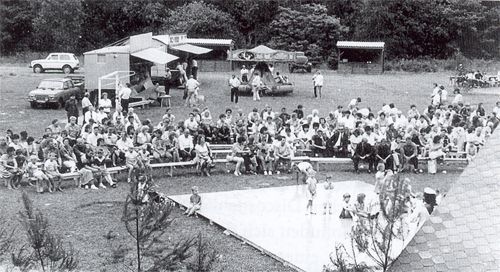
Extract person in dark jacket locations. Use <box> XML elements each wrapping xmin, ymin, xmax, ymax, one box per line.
<box><xmin>352</xmin><ymin>137</ymin><xmax>374</xmax><ymax>173</ymax></box>
<box><xmin>65</xmin><ymin>95</ymin><xmax>79</xmax><ymax>123</ymax></box>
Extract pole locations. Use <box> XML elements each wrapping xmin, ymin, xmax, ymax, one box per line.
<box><xmin>136</xmin><ymin>207</ymin><xmax>141</xmax><ymax>272</ymax></box>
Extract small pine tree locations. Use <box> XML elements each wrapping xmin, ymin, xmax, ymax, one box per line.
<box><xmin>121</xmin><ymin>174</ymin><xmax>195</xmax><ymax>272</ymax></box>
<box><xmin>13</xmin><ymin>192</ymin><xmax>78</xmax><ymax>272</ymax></box>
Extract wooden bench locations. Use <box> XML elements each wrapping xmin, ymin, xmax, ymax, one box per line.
<box><xmin>309</xmin><ymin>157</ymin><xmax>352</xmax><ymax>171</ymax></box>
<box><xmin>150</xmin><ymin>161</ymin><xmax>196</xmax><ymax>177</ymax></box>
<box><xmin>210</xmin><ymin>144</ymin><xmax>233</xmax><ymax>150</ymax></box>
<box><xmin>129</xmin><ymin>98</ymin><xmax>154</xmax><ymax>109</ymax></box>
<box><xmin>60</xmin><ymin>166</ymin><xmax>127</xmax><ymax>186</ymax></box>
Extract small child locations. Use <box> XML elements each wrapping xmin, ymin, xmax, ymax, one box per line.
<box><xmin>138</xmin><ymin>145</ymin><xmax>153</xmax><ymax>181</ymax></box>
<box><xmin>263</xmin><ymin>145</ymin><xmax>275</xmax><ymax>175</ymax></box>
<box><xmin>323</xmin><ymin>176</ymin><xmax>334</xmax><ymax>215</ymax></box>
<box><xmin>306</xmin><ymin>170</ymin><xmax>317</xmax><ymax>215</ymax></box>
<box><xmin>43</xmin><ymin>152</ymin><xmax>61</xmax><ymax>192</ymax></box>
<box><xmin>339</xmin><ymin>193</ymin><xmax>353</xmax><ymax>219</ymax></box>
<box><xmin>374</xmin><ymin>163</ymin><xmax>386</xmax><ymax>194</ymax></box>
<box><xmin>185</xmin><ymin>186</ymin><xmax>202</xmax><ymax>217</ymax></box>
<box><xmin>27</xmin><ymin>155</ymin><xmax>50</xmax><ymax>193</ymax></box>
<box><xmin>125</xmin><ymin>148</ymin><xmax>141</xmax><ymax>183</ymax></box>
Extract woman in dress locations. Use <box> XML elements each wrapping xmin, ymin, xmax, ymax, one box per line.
<box><xmin>194</xmin><ymin>135</ymin><xmax>212</xmax><ymax>176</ymax></box>
<box><xmin>1</xmin><ymin>147</ymin><xmax>23</xmax><ymax>189</ymax></box>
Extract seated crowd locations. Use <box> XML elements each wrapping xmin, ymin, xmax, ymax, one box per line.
<box><xmin>1</xmin><ymin>92</ymin><xmax>498</xmax><ymax>192</ymax></box>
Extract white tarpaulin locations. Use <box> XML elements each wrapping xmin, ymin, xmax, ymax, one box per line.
<box><xmin>131</xmin><ymin>48</ymin><xmax>179</xmax><ymax>64</ymax></box>
<box><xmin>170</xmin><ymin>44</ymin><xmax>212</xmax><ymax>55</ymax></box>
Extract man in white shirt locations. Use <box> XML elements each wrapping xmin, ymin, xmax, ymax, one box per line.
<box><xmin>229</xmin><ymin>74</ymin><xmax>241</xmax><ymax>104</ymax></box>
<box><xmin>81</xmin><ymin>92</ymin><xmax>93</xmax><ymax>123</ymax></box>
<box><xmin>84</xmin><ymin>106</ymin><xmax>98</xmax><ymax>124</ymax></box>
<box><xmin>86</xmin><ymin>126</ymin><xmax>101</xmax><ymax>147</ymax></box>
<box><xmin>312</xmin><ymin>70</ymin><xmax>324</xmax><ymax>98</ymax></box>
<box><xmin>185</xmin><ymin>75</ymin><xmax>200</xmax><ymax>107</ymax></box>
<box><xmin>120</xmin><ymin>83</ymin><xmax>132</xmax><ymax>114</ymax></box>
<box><xmin>178</xmin><ymin>130</ymin><xmax>194</xmax><ymax>161</ymax></box>
<box><xmin>184</xmin><ymin>113</ymin><xmax>199</xmax><ymax>133</ymax></box>
<box><xmin>240</xmin><ymin>65</ymin><xmax>249</xmax><ymax>82</ymax></box>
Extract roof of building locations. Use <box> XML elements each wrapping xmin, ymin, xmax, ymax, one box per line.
<box><xmin>186</xmin><ymin>38</ymin><xmax>233</xmax><ymax>47</ymax></box>
<box><xmin>336</xmin><ymin>41</ymin><xmax>385</xmax><ymax>49</ymax></box>
<box><xmin>390</xmin><ymin>129</ymin><xmax>500</xmax><ymax>272</ymax></box>
<box><xmin>84</xmin><ymin>45</ymin><xmax>130</xmax><ymax>55</ymax></box>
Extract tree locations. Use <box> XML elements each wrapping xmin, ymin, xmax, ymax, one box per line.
<box><xmin>13</xmin><ymin>192</ymin><xmax>78</xmax><ymax>272</ymax></box>
<box><xmin>209</xmin><ymin>0</ymin><xmax>281</xmax><ymax>46</ymax></box>
<box><xmin>31</xmin><ymin>0</ymin><xmax>84</xmax><ymax>53</ymax></box>
<box><xmin>0</xmin><ymin>0</ymin><xmax>38</xmax><ymax>53</ymax></box>
<box><xmin>163</xmin><ymin>1</ymin><xmax>242</xmax><ymax>43</ymax></box>
<box><xmin>267</xmin><ymin>4</ymin><xmax>347</xmax><ymax>64</ymax></box>
<box><xmin>349</xmin><ymin>174</ymin><xmax>410</xmax><ymax>272</ymax></box>
<box><xmin>119</xmin><ymin>172</ymin><xmax>219</xmax><ymax>272</ymax></box>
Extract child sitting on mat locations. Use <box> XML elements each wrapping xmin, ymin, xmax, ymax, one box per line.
<box><xmin>339</xmin><ymin>193</ymin><xmax>354</xmax><ymax>219</ymax></box>
<box><xmin>185</xmin><ymin>186</ymin><xmax>202</xmax><ymax>217</ymax></box>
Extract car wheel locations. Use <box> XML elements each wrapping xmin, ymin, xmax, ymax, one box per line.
<box><xmin>30</xmin><ymin>102</ymin><xmax>38</xmax><ymax>109</ymax></box>
<box><xmin>62</xmin><ymin>65</ymin><xmax>73</xmax><ymax>74</ymax></box>
<box><xmin>33</xmin><ymin>65</ymin><xmax>43</xmax><ymax>73</ymax></box>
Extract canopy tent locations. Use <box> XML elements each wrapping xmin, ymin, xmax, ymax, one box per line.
<box><xmin>131</xmin><ymin>48</ymin><xmax>179</xmax><ymax>65</ymax></box>
<box><xmin>249</xmin><ymin>45</ymin><xmax>277</xmax><ymax>54</ymax></box>
<box><xmin>169</xmin><ymin>43</ymin><xmax>212</xmax><ymax>55</ymax></box>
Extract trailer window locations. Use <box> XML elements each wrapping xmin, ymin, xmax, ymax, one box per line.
<box><xmin>97</xmin><ymin>54</ymin><xmax>106</xmax><ymax>63</ymax></box>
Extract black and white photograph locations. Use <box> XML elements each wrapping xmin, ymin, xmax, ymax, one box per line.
<box><xmin>0</xmin><ymin>0</ymin><xmax>499</xmax><ymax>271</ymax></box>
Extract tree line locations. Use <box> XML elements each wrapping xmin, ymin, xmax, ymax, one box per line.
<box><xmin>1</xmin><ymin>0</ymin><xmax>498</xmax><ymax>63</ymax></box>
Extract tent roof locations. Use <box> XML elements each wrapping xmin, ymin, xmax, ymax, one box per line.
<box><xmin>336</xmin><ymin>41</ymin><xmax>385</xmax><ymax>49</ymax></box>
<box><xmin>170</xmin><ymin>43</ymin><xmax>212</xmax><ymax>55</ymax></box>
<box><xmin>131</xmin><ymin>48</ymin><xmax>178</xmax><ymax>65</ymax></box>
<box><xmin>186</xmin><ymin>38</ymin><xmax>233</xmax><ymax>47</ymax></box>
<box><xmin>84</xmin><ymin>46</ymin><xmax>130</xmax><ymax>55</ymax></box>
<box><xmin>249</xmin><ymin>45</ymin><xmax>277</xmax><ymax>54</ymax></box>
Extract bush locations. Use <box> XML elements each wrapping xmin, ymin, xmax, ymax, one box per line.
<box><xmin>384</xmin><ymin>56</ymin><xmax>500</xmax><ymax>73</ymax></box>
<box><xmin>327</xmin><ymin>51</ymin><xmax>339</xmax><ymax>70</ymax></box>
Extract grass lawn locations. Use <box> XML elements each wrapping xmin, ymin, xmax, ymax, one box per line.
<box><xmin>0</xmin><ymin>65</ymin><xmax>496</xmax><ymax>271</ymax></box>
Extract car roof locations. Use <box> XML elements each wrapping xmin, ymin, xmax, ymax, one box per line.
<box><xmin>48</xmin><ymin>53</ymin><xmax>75</xmax><ymax>54</ymax></box>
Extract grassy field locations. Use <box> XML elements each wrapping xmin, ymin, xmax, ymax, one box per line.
<box><xmin>0</xmin><ymin>65</ymin><xmax>496</xmax><ymax>271</ymax></box>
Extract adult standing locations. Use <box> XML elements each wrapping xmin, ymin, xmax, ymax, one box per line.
<box><xmin>185</xmin><ymin>75</ymin><xmax>200</xmax><ymax>107</ymax></box>
<box><xmin>251</xmin><ymin>72</ymin><xmax>262</xmax><ymax>101</ymax></box>
<box><xmin>312</xmin><ymin>70</ymin><xmax>324</xmax><ymax>98</ymax></box>
<box><xmin>240</xmin><ymin>65</ymin><xmax>249</xmax><ymax>83</ymax></box>
<box><xmin>64</xmin><ymin>95</ymin><xmax>79</xmax><ymax>123</ymax></box>
<box><xmin>229</xmin><ymin>74</ymin><xmax>241</xmax><ymax>104</ymax></box>
<box><xmin>81</xmin><ymin>92</ymin><xmax>92</xmax><ymax>123</ymax></box>
<box><xmin>191</xmin><ymin>58</ymin><xmax>198</xmax><ymax>80</ymax></box>
<box><xmin>120</xmin><ymin>83</ymin><xmax>132</xmax><ymax>114</ymax></box>
<box><xmin>164</xmin><ymin>68</ymin><xmax>172</xmax><ymax>95</ymax></box>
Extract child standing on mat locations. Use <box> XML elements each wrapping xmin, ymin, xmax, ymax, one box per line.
<box><xmin>323</xmin><ymin>176</ymin><xmax>334</xmax><ymax>215</ymax></box>
<box><xmin>306</xmin><ymin>170</ymin><xmax>318</xmax><ymax>215</ymax></box>
<box><xmin>339</xmin><ymin>193</ymin><xmax>354</xmax><ymax>219</ymax></box>
<box><xmin>185</xmin><ymin>186</ymin><xmax>202</xmax><ymax>217</ymax></box>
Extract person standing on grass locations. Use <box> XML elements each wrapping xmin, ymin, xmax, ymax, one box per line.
<box><xmin>81</xmin><ymin>92</ymin><xmax>92</xmax><ymax>123</ymax></box>
<box><xmin>312</xmin><ymin>70</ymin><xmax>324</xmax><ymax>99</ymax></box>
<box><xmin>251</xmin><ymin>72</ymin><xmax>262</xmax><ymax>101</ymax></box>
<box><xmin>65</xmin><ymin>95</ymin><xmax>79</xmax><ymax>123</ymax></box>
<box><xmin>185</xmin><ymin>75</ymin><xmax>200</xmax><ymax>107</ymax></box>
<box><xmin>164</xmin><ymin>68</ymin><xmax>172</xmax><ymax>95</ymax></box>
<box><xmin>99</xmin><ymin>92</ymin><xmax>112</xmax><ymax>115</ymax></box>
<box><xmin>229</xmin><ymin>74</ymin><xmax>241</xmax><ymax>104</ymax></box>
<box><xmin>120</xmin><ymin>83</ymin><xmax>132</xmax><ymax>114</ymax></box>
<box><xmin>191</xmin><ymin>58</ymin><xmax>198</xmax><ymax>80</ymax></box>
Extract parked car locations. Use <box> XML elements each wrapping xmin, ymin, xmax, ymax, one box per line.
<box><xmin>30</xmin><ymin>53</ymin><xmax>80</xmax><ymax>74</ymax></box>
<box><xmin>27</xmin><ymin>78</ymin><xmax>85</xmax><ymax>109</ymax></box>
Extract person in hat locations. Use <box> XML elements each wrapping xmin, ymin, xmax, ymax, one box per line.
<box><xmin>185</xmin><ymin>186</ymin><xmax>202</xmax><ymax>217</ymax></box>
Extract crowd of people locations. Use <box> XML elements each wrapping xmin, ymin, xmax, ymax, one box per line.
<box><xmin>1</xmin><ymin>81</ymin><xmax>499</xmax><ymax>193</ymax></box>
